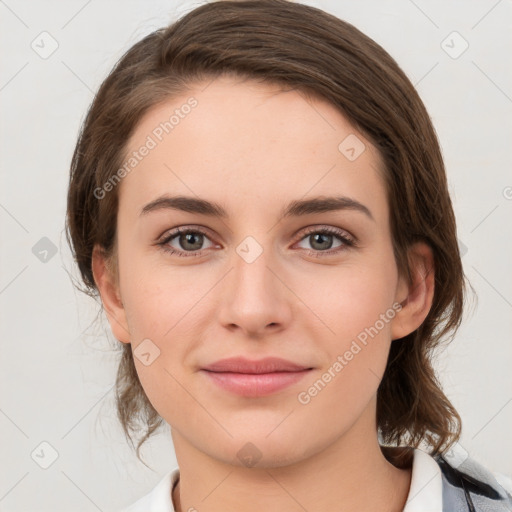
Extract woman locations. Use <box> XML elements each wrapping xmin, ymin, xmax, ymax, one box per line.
<box><xmin>65</xmin><ymin>1</ymin><xmax>512</xmax><ymax>510</ymax></box>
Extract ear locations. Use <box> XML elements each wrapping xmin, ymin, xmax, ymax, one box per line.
<box><xmin>391</xmin><ymin>241</ymin><xmax>435</xmax><ymax>341</ymax></box>
<box><xmin>91</xmin><ymin>244</ymin><xmax>130</xmax><ymax>344</ymax></box>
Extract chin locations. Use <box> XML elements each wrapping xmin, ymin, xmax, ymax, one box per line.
<box><xmin>204</xmin><ymin>432</ymin><xmax>314</xmax><ymax>470</ymax></box>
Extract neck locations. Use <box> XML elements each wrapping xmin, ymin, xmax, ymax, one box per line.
<box><xmin>170</xmin><ymin>407</ymin><xmax>413</xmax><ymax>512</ymax></box>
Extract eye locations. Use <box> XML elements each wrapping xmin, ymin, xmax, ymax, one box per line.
<box><xmin>158</xmin><ymin>227</ymin><xmax>216</xmax><ymax>257</ymax></box>
<box><xmin>295</xmin><ymin>226</ymin><xmax>356</xmax><ymax>257</ymax></box>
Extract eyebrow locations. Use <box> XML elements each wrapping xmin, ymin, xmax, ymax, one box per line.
<box><xmin>139</xmin><ymin>194</ymin><xmax>374</xmax><ymax>222</ymax></box>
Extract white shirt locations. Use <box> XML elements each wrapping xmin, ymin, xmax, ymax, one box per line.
<box><xmin>121</xmin><ymin>448</ymin><xmax>442</xmax><ymax>512</ymax></box>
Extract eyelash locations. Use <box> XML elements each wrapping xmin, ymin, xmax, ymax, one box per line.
<box><xmin>157</xmin><ymin>225</ymin><xmax>357</xmax><ymax>259</ymax></box>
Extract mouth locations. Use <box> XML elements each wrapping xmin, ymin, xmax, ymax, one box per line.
<box><xmin>200</xmin><ymin>357</ymin><xmax>313</xmax><ymax>397</ymax></box>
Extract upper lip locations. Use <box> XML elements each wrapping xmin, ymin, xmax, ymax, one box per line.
<box><xmin>201</xmin><ymin>357</ymin><xmax>312</xmax><ymax>374</ymax></box>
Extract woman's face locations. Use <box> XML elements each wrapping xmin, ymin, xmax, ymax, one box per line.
<box><xmin>101</xmin><ymin>75</ymin><xmax>415</xmax><ymax>467</ymax></box>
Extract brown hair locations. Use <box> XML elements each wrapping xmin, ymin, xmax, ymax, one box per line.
<box><xmin>66</xmin><ymin>0</ymin><xmax>472</xmax><ymax>467</ymax></box>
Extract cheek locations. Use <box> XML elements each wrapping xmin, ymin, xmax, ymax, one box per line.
<box><xmin>301</xmin><ymin>259</ymin><xmax>397</xmax><ymax>342</ymax></box>
<box><xmin>296</xmin><ymin>291</ymin><xmax>395</xmax><ymax>434</ymax></box>
<box><xmin>297</xmin><ymin>258</ymin><xmax>397</xmax><ymax>395</ymax></box>
<box><xmin>118</xmin><ymin>250</ymin><xmax>199</xmax><ymax>340</ymax></box>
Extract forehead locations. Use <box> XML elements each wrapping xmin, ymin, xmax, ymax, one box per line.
<box><xmin>118</xmin><ymin>75</ymin><xmax>387</xmax><ymax>224</ymax></box>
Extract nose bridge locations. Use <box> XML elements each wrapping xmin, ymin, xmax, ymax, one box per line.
<box><xmin>233</xmin><ymin>235</ymin><xmax>275</xmax><ymax>285</ymax></box>
<box><xmin>232</xmin><ymin>233</ymin><xmax>278</xmax><ymax>299</ymax></box>
<box><xmin>217</xmin><ymin>231</ymin><xmax>291</xmax><ymax>333</ymax></box>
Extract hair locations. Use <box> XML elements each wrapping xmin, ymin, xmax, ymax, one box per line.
<box><xmin>66</xmin><ymin>0</ymin><xmax>472</xmax><ymax>468</ymax></box>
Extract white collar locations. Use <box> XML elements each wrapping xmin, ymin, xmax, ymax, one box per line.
<box><xmin>403</xmin><ymin>448</ymin><xmax>443</xmax><ymax>512</ymax></box>
<box><xmin>122</xmin><ymin>468</ymin><xmax>178</xmax><ymax>512</ymax></box>
<box><xmin>122</xmin><ymin>448</ymin><xmax>442</xmax><ymax>512</ymax></box>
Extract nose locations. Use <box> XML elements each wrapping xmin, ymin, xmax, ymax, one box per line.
<box><xmin>216</xmin><ymin>238</ymin><xmax>292</xmax><ymax>338</ymax></box>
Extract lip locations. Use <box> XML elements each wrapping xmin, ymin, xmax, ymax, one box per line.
<box><xmin>201</xmin><ymin>357</ymin><xmax>313</xmax><ymax>397</ymax></box>
<box><xmin>202</xmin><ymin>356</ymin><xmax>311</xmax><ymax>374</ymax></box>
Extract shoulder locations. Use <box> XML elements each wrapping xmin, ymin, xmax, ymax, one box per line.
<box><xmin>433</xmin><ymin>444</ymin><xmax>512</xmax><ymax>512</ymax></box>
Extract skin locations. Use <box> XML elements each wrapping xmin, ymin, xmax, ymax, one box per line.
<box><xmin>92</xmin><ymin>75</ymin><xmax>435</xmax><ymax>512</ymax></box>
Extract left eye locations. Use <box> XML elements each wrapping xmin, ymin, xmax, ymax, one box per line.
<box><xmin>296</xmin><ymin>231</ymin><xmax>346</xmax><ymax>251</ymax></box>
<box><xmin>294</xmin><ymin>227</ymin><xmax>355</xmax><ymax>255</ymax></box>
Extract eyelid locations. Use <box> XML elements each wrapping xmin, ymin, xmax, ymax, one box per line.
<box><xmin>294</xmin><ymin>224</ymin><xmax>356</xmax><ymax>244</ymax></box>
<box><xmin>156</xmin><ymin>224</ymin><xmax>215</xmax><ymax>244</ymax></box>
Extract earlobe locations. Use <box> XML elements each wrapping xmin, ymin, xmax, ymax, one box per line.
<box><xmin>391</xmin><ymin>242</ymin><xmax>435</xmax><ymax>341</ymax></box>
<box><xmin>91</xmin><ymin>244</ymin><xmax>131</xmax><ymax>344</ymax></box>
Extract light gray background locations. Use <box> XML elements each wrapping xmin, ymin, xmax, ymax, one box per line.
<box><xmin>1</xmin><ymin>0</ymin><xmax>511</xmax><ymax>510</ymax></box>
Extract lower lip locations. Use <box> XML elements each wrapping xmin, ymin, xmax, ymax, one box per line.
<box><xmin>201</xmin><ymin>369</ymin><xmax>312</xmax><ymax>397</ymax></box>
